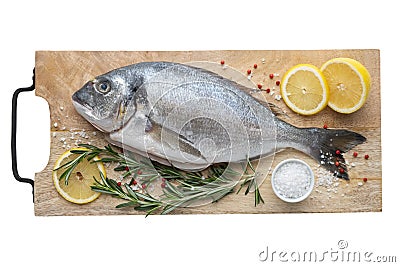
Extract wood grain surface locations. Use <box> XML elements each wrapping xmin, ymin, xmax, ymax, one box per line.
<box><xmin>34</xmin><ymin>50</ymin><xmax>381</xmax><ymax>216</ymax></box>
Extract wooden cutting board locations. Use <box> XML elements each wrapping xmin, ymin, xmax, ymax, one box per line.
<box><xmin>34</xmin><ymin>50</ymin><xmax>381</xmax><ymax>216</ymax></box>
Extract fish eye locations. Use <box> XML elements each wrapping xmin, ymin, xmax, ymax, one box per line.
<box><xmin>94</xmin><ymin>80</ymin><xmax>111</xmax><ymax>94</ymax></box>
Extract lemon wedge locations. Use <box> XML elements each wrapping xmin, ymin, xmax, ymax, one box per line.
<box><xmin>321</xmin><ymin>58</ymin><xmax>371</xmax><ymax>114</ymax></box>
<box><xmin>53</xmin><ymin>148</ymin><xmax>105</xmax><ymax>204</ymax></box>
<box><xmin>280</xmin><ymin>64</ymin><xmax>329</xmax><ymax>115</ymax></box>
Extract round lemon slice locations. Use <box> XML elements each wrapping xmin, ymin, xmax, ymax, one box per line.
<box><xmin>280</xmin><ymin>64</ymin><xmax>329</xmax><ymax>115</ymax></box>
<box><xmin>321</xmin><ymin>58</ymin><xmax>371</xmax><ymax>114</ymax></box>
<box><xmin>53</xmin><ymin>148</ymin><xmax>106</xmax><ymax>204</ymax></box>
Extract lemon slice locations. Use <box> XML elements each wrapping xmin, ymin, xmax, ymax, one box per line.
<box><xmin>53</xmin><ymin>148</ymin><xmax>105</xmax><ymax>204</ymax></box>
<box><xmin>321</xmin><ymin>58</ymin><xmax>371</xmax><ymax>114</ymax></box>
<box><xmin>280</xmin><ymin>64</ymin><xmax>329</xmax><ymax>115</ymax></box>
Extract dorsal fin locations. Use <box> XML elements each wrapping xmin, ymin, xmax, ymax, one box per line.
<box><xmin>266</xmin><ymin>102</ymin><xmax>288</xmax><ymax>118</ymax></box>
<box><xmin>185</xmin><ymin>63</ymin><xmax>288</xmax><ymax>119</ymax></box>
<box><xmin>233</xmin><ymin>82</ymin><xmax>288</xmax><ymax>118</ymax></box>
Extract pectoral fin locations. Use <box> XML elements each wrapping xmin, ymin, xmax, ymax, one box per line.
<box><xmin>146</xmin><ymin>117</ymin><xmax>206</xmax><ymax>161</ymax></box>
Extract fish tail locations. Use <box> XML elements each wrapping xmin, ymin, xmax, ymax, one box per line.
<box><xmin>304</xmin><ymin>128</ymin><xmax>366</xmax><ymax>179</ymax></box>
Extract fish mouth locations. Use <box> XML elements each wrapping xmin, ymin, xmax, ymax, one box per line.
<box><xmin>72</xmin><ymin>97</ymin><xmax>94</xmax><ymax>120</ymax></box>
<box><xmin>72</xmin><ymin>94</ymin><xmax>93</xmax><ymax>117</ymax></box>
<box><xmin>71</xmin><ymin>92</ymin><xmax>105</xmax><ymax>132</ymax></box>
<box><xmin>72</xmin><ymin>91</ymin><xmax>92</xmax><ymax>110</ymax></box>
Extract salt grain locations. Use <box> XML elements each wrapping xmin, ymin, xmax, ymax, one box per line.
<box><xmin>53</xmin><ymin>122</ymin><xmax>58</xmax><ymax>128</ymax></box>
<box><xmin>130</xmin><ymin>184</ymin><xmax>139</xmax><ymax>190</ymax></box>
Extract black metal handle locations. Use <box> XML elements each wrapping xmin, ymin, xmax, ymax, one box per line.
<box><xmin>11</xmin><ymin>68</ymin><xmax>35</xmax><ymax>202</ymax></box>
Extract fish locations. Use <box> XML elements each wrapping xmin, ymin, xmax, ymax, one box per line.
<box><xmin>72</xmin><ymin>61</ymin><xmax>366</xmax><ymax>179</ymax></box>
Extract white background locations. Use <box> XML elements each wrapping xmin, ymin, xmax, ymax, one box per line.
<box><xmin>1</xmin><ymin>1</ymin><xmax>399</xmax><ymax>266</ymax></box>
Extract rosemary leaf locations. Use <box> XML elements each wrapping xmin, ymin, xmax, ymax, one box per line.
<box><xmin>99</xmin><ymin>171</ymin><xmax>108</xmax><ymax>187</ymax></box>
<box><xmin>86</xmin><ymin>153</ymin><xmax>100</xmax><ymax>162</ymax></box>
<box><xmin>116</xmin><ymin>201</ymin><xmax>138</xmax><ymax>208</ymax></box>
<box><xmin>124</xmin><ymin>184</ymin><xmax>138</xmax><ymax>200</ymax></box>
<box><xmin>53</xmin><ymin>156</ymin><xmax>78</xmax><ymax>171</ymax></box>
<box><xmin>161</xmin><ymin>204</ymin><xmax>179</xmax><ymax>215</ymax></box>
<box><xmin>134</xmin><ymin>192</ymin><xmax>159</xmax><ymax>203</ymax></box>
<box><xmin>144</xmin><ymin>205</ymin><xmax>163</xmax><ymax>217</ymax></box>
<box><xmin>114</xmin><ymin>165</ymin><xmax>128</xmax><ymax>171</ymax></box>
<box><xmin>96</xmin><ymin>157</ymin><xmax>117</xmax><ymax>163</ymax></box>
<box><xmin>59</xmin><ymin>166</ymin><xmax>74</xmax><ymax>185</ymax></box>
<box><xmin>78</xmin><ymin>144</ymin><xmax>99</xmax><ymax>150</ymax></box>
<box><xmin>91</xmin><ymin>187</ymin><xmax>119</xmax><ymax>195</ymax></box>
<box><xmin>70</xmin><ymin>149</ymin><xmax>90</xmax><ymax>154</ymax></box>
<box><xmin>164</xmin><ymin>180</ymin><xmax>184</xmax><ymax>198</ymax></box>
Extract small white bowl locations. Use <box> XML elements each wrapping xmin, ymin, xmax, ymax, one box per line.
<box><xmin>271</xmin><ymin>159</ymin><xmax>314</xmax><ymax>203</ymax></box>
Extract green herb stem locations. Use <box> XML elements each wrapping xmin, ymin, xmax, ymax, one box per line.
<box><xmin>56</xmin><ymin>144</ymin><xmax>264</xmax><ymax>215</ymax></box>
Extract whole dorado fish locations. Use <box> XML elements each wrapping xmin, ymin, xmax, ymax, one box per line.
<box><xmin>72</xmin><ymin>62</ymin><xmax>366</xmax><ymax>179</ymax></box>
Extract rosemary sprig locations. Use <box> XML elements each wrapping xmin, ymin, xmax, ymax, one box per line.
<box><xmin>236</xmin><ymin>158</ymin><xmax>265</xmax><ymax>206</ymax></box>
<box><xmin>53</xmin><ymin>149</ymin><xmax>92</xmax><ymax>185</ymax></box>
<box><xmin>56</xmin><ymin>144</ymin><xmax>264</xmax><ymax>215</ymax></box>
<box><xmin>92</xmin><ymin>172</ymin><xmax>163</xmax><ymax>216</ymax></box>
<box><xmin>90</xmin><ymin>165</ymin><xmax>237</xmax><ymax>216</ymax></box>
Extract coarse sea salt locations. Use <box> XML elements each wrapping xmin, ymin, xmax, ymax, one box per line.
<box><xmin>272</xmin><ymin>160</ymin><xmax>314</xmax><ymax>201</ymax></box>
<box><xmin>316</xmin><ymin>167</ymin><xmax>338</xmax><ymax>188</ymax></box>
